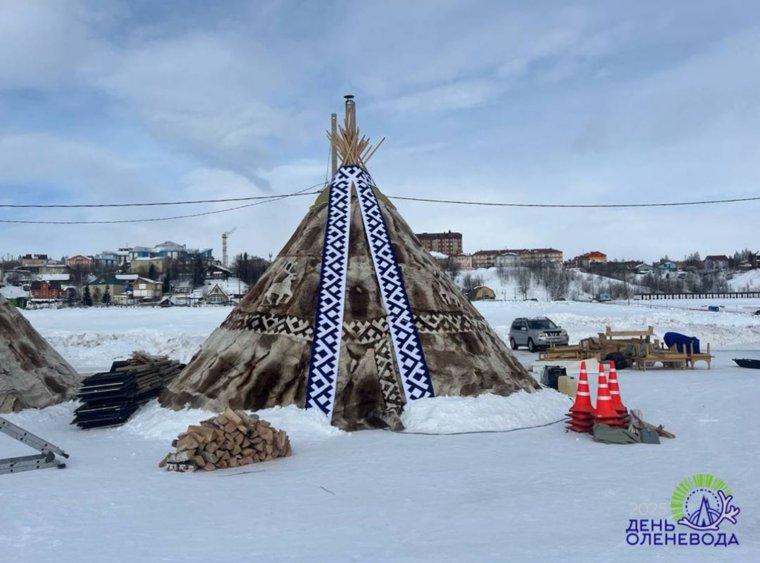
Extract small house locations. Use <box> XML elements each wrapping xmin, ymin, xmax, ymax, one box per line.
<box><xmin>206</xmin><ymin>284</ymin><xmax>230</xmax><ymax>305</ymax></box>
<box><xmin>132</xmin><ymin>277</ymin><xmax>163</xmax><ymax>301</ymax></box>
<box><xmin>656</xmin><ymin>260</ymin><xmax>677</xmax><ymax>272</ymax></box>
<box><xmin>30</xmin><ymin>280</ymin><xmax>63</xmax><ymax>300</ymax></box>
<box><xmin>205</xmin><ymin>264</ymin><xmax>232</xmax><ymax>281</ymax></box>
<box><xmin>704</xmin><ymin>255</ymin><xmax>729</xmax><ymax>272</ymax></box>
<box><xmin>67</xmin><ymin>255</ymin><xmax>94</xmax><ymax>270</ymax></box>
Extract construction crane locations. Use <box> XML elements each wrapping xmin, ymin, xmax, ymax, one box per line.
<box><xmin>222</xmin><ymin>227</ymin><xmax>237</xmax><ymax>268</ymax></box>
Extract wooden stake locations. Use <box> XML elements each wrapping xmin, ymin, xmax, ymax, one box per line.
<box><xmin>330</xmin><ymin>113</ymin><xmax>338</xmax><ymax>176</ymax></box>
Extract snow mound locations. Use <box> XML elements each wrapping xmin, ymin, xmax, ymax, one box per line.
<box><xmin>401</xmin><ymin>389</ymin><xmax>571</xmax><ymax>433</ymax></box>
<box><xmin>119</xmin><ymin>401</ymin><xmax>345</xmax><ymax>442</ymax></box>
<box><xmin>119</xmin><ymin>391</ymin><xmax>571</xmax><ymax>441</ymax></box>
<box><xmin>45</xmin><ymin>330</ymin><xmax>206</xmax><ymax>372</ymax></box>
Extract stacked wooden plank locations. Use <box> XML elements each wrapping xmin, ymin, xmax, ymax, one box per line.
<box><xmin>159</xmin><ymin>408</ymin><xmax>292</xmax><ymax>472</ymax></box>
<box><xmin>73</xmin><ymin>352</ymin><xmax>184</xmax><ymax>429</ymax></box>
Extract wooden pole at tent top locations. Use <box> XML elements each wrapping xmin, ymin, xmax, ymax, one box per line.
<box><xmin>330</xmin><ymin>113</ymin><xmax>338</xmax><ymax>176</ymax></box>
<box><xmin>327</xmin><ymin>94</ymin><xmax>384</xmax><ymax>168</ymax></box>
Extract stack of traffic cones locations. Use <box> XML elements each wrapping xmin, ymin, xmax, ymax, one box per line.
<box><xmin>593</xmin><ymin>363</ymin><xmax>628</xmax><ymax>428</ymax></box>
<box><xmin>565</xmin><ymin>361</ymin><xmax>595</xmax><ymax>433</ymax></box>
<box><xmin>607</xmin><ymin>360</ymin><xmax>630</xmax><ymax>426</ymax></box>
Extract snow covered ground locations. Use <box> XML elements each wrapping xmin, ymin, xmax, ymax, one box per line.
<box><xmin>729</xmin><ymin>269</ymin><xmax>760</xmax><ymax>291</ymax></box>
<box><xmin>2</xmin><ymin>301</ymin><xmax>760</xmax><ymax>562</ymax></box>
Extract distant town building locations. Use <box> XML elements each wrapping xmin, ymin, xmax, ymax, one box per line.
<box><xmin>415</xmin><ymin>231</ymin><xmax>463</xmax><ymax>256</ymax></box>
<box><xmin>495</xmin><ymin>253</ymin><xmax>519</xmax><ymax>268</ymax></box>
<box><xmin>206</xmin><ymin>264</ymin><xmax>232</xmax><ymax>281</ymax></box>
<box><xmin>656</xmin><ymin>260</ymin><xmax>678</xmax><ymax>272</ymax></box>
<box><xmin>205</xmin><ymin>284</ymin><xmax>230</xmax><ymax>305</ymax></box>
<box><xmin>451</xmin><ymin>254</ymin><xmax>473</xmax><ymax>270</ymax></box>
<box><xmin>67</xmin><ymin>255</ymin><xmax>94</xmax><ymax>270</ymax></box>
<box><xmin>704</xmin><ymin>255</ymin><xmax>730</xmax><ymax>272</ymax></box>
<box><xmin>38</xmin><ymin>263</ymin><xmax>69</xmax><ymax>276</ymax></box>
<box><xmin>128</xmin><ymin>257</ymin><xmax>169</xmax><ymax>276</ymax></box>
<box><xmin>38</xmin><ymin>273</ymin><xmax>70</xmax><ymax>283</ymax></box>
<box><xmin>30</xmin><ymin>280</ymin><xmax>63</xmax><ymax>300</ymax></box>
<box><xmin>107</xmin><ymin>242</ymin><xmax>214</xmax><ymax>270</ymax></box>
<box><xmin>20</xmin><ymin>254</ymin><xmax>48</xmax><ymax>270</ymax></box>
<box><xmin>471</xmin><ymin>248</ymin><xmax>563</xmax><ymax>269</ymax></box>
<box><xmin>472</xmin><ymin>250</ymin><xmax>502</xmax><ymax>269</ymax></box>
<box><xmin>131</xmin><ymin>277</ymin><xmax>163</xmax><ymax>301</ymax></box>
<box><xmin>518</xmin><ymin>248</ymin><xmax>563</xmax><ymax>264</ymax></box>
<box><xmin>573</xmin><ymin>251</ymin><xmax>607</xmax><ymax>268</ymax></box>
<box><xmin>94</xmin><ymin>251</ymin><xmax>125</xmax><ymax>269</ymax></box>
<box><xmin>90</xmin><ymin>278</ymin><xmax>127</xmax><ymax>299</ymax></box>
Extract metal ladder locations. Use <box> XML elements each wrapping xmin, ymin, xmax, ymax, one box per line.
<box><xmin>0</xmin><ymin>416</ymin><xmax>69</xmax><ymax>475</ymax></box>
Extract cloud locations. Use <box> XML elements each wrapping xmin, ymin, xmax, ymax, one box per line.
<box><xmin>0</xmin><ymin>0</ymin><xmax>108</xmax><ymax>89</ymax></box>
<box><xmin>85</xmin><ymin>31</ymin><xmax>301</xmax><ymax>186</ymax></box>
<box><xmin>0</xmin><ymin>133</ymin><xmax>145</xmax><ymax>197</ymax></box>
<box><xmin>2</xmin><ymin>1</ymin><xmax>760</xmax><ymax>263</ymax></box>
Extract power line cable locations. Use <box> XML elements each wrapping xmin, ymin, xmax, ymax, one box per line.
<box><xmin>387</xmin><ymin>194</ymin><xmax>760</xmax><ymax>208</ymax></box>
<box><xmin>0</xmin><ymin>183</ymin><xmax>326</xmax><ymax>208</ymax></box>
<box><xmin>2</xmin><ymin>183</ymin><xmax>758</xmax><ymax>225</ymax></box>
<box><xmin>0</xmin><ymin>185</ymin><xmax>322</xmax><ymax>225</ymax></box>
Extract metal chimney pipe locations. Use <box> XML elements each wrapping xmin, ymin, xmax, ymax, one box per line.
<box><xmin>344</xmin><ymin>94</ymin><xmax>356</xmax><ymax>134</ymax></box>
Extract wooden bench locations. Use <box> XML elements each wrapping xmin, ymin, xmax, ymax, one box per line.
<box><xmin>539</xmin><ymin>337</ymin><xmax>599</xmax><ymax>361</ymax></box>
<box><xmin>685</xmin><ymin>342</ymin><xmax>712</xmax><ymax>369</ymax></box>
<box><xmin>632</xmin><ymin>341</ymin><xmax>688</xmax><ymax>370</ymax></box>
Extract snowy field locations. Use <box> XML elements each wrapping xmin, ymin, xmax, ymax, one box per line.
<box><xmin>2</xmin><ymin>301</ymin><xmax>760</xmax><ymax>562</ymax></box>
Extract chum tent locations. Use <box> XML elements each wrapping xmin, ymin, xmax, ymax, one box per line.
<box><xmin>0</xmin><ymin>295</ymin><xmax>79</xmax><ymax>413</ymax></box>
<box><xmin>161</xmin><ymin>97</ymin><xmax>539</xmax><ymax>429</ymax></box>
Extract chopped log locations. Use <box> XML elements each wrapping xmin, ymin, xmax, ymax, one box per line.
<box><xmin>224</xmin><ymin>408</ymin><xmax>243</xmax><ymax>425</ymax></box>
<box><xmin>198</xmin><ymin>449</ymin><xmax>218</xmax><ymax>464</ymax></box>
<box><xmin>160</xmin><ymin>409</ymin><xmax>292</xmax><ymax>472</ymax></box>
<box><xmin>176</xmin><ymin>435</ymin><xmax>200</xmax><ymax>450</ymax></box>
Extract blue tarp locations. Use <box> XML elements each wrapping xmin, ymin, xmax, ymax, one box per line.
<box><xmin>663</xmin><ymin>332</ymin><xmax>700</xmax><ymax>354</ymax></box>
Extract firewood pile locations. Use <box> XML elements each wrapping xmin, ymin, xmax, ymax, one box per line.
<box><xmin>159</xmin><ymin>408</ymin><xmax>292</xmax><ymax>472</ymax></box>
<box><xmin>73</xmin><ymin>352</ymin><xmax>184</xmax><ymax>429</ymax></box>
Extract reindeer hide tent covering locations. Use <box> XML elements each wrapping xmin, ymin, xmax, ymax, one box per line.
<box><xmin>160</xmin><ymin>100</ymin><xmax>538</xmax><ymax>430</ymax></box>
<box><xmin>0</xmin><ymin>295</ymin><xmax>79</xmax><ymax>413</ymax></box>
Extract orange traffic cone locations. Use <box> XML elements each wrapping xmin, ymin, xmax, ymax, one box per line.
<box><xmin>607</xmin><ymin>360</ymin><xmax>627</xmax><ymax>413</ymax></box>
<box><xmin>566</xmin><ymin>360</ymin><xmax>595</xmax><ymax>433</ymax></box>
<box><xmin>594</xmin><ymin>363</ymin><xmax>626</xmax><ymax>427</ymax></box>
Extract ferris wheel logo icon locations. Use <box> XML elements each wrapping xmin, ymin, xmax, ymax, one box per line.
<box><xmin>671</xmin><ymin>474</ymin><xmax>741</xmax><ymax>532</ymax></box>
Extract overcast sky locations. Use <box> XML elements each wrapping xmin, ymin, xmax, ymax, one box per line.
<box><xmin>1</xmin><ymin>1</ymin><xmax>759</xmax><ymax>263</ymax></box>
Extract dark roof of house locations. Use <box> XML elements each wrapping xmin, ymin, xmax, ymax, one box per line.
<box><xmin>415</xmin><ymin>231</ymin><xmax>462</xmax><ymax>240</ymax></box>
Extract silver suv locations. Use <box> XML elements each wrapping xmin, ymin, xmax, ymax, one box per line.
<box><xmin>509</xmin><ymin>317</ymin><xmax>569</xmax><ymax>352</ymax></box>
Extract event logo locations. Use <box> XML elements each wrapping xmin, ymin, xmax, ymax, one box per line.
<box><xmin>671</xmin><ymin>474</ymin><xmax>740</xmax><ymax>532</ymax></box>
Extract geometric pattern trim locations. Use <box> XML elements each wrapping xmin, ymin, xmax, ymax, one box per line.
<box><xmin>353</xmin><ymin>166</ymin><xmax>435</xmax><ymax>401</ymax></box>
<box><xmin>304</xmin><ymin>169</ymin><xmax>352</xmax><ymax>417</ymax></box>
<box><xmin>222</xmin><ymin>310</ymin><xmax>484</xmax><ymax>341</ymax></box>
<box><xmin>373</xmin><ymin>335</ymin><xmax>404</xmax><ymax>409</ymax></box>
<box><xmin>415</xmin><ymin>312</ymin><xmax>487</xmax><ymax>334</ymax></box>
<box><xmin>222</xmin><ymin>311</ymin><xmax>313</xmax><ymax>341</ymax></box>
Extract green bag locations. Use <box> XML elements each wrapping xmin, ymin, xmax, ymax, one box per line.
<box><xmin>592</xmin><ymin>423</ymin><xmax>640</xmax><ymax>445</ymax></box>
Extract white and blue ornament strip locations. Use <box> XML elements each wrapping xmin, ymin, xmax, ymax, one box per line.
<box><xmin>304</xmin><ymin>170</ymin><xmax>352</xmax><ymax>417</ymax></box>
<box><xmin>354</xmin><ymin>167</ymin><xmax>435</xmax><ymax>401</ymax></box>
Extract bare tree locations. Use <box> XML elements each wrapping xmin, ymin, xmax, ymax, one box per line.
<box><xmin>441</xmin><ymin>257</ymin><xmax>461</xmax><ymax>280</ymax></box>
<box><xmin>461</xmin><ymin>273</ymin><xmax>484</xmax><ymax>294</ymax></box>
<box><xmin>516</xmin><ymin>267</ymin><xmax>531</xmax><ymax>300</ymax></box>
